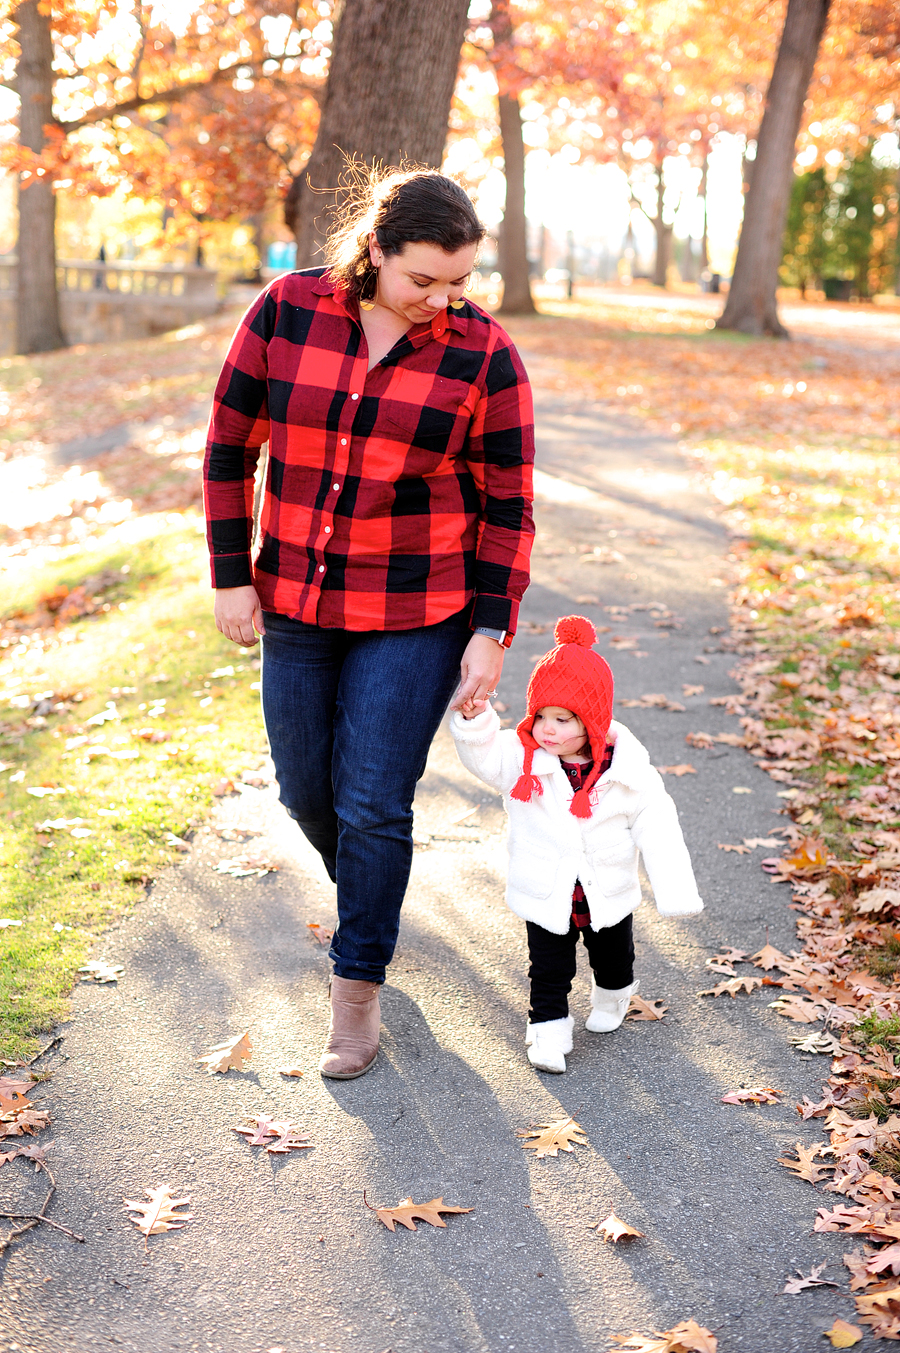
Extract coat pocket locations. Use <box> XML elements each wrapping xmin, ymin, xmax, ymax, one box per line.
<box><xmin>508</xmin><ymin>851</ymin><xmax>557</xmax><ymax>900</ymax></box>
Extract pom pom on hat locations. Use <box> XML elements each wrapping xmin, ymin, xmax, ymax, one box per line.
<box><xmin>554</xmin><ymin>615</ymin><xmax>596</xmax><ymax>647</ymax></box>
<box><xmin>511</xmin><ymin>613</ymin><xmax>615</xmax><ymax>816</ymax></box>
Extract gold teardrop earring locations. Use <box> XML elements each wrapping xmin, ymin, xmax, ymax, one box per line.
<box><xmin>359</xmin><ymin>268</ymin><xmax>378</xmax><ymax>311</ymax></box>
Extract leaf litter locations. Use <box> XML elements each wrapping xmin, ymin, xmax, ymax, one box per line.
<box><xmin>518</xmin><ymin>1115</ymin><xmax>588</xmax><ymax>1158</ymax></box>
<box><xmin>197</xmin><ymin>1031</ymin><xmax>252</xmax><ymax>1074</ymax></box>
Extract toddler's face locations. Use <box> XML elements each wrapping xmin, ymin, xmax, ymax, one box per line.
<box><xmin>532</xmin><ymin>706</ymin><xmax>588</xmax><ymax>759</ymax></box>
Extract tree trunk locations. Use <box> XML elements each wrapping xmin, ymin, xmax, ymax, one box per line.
<box><xmin>15</xmin><ymin>0</ymin><xmax>65</xmax><ymax>354</ymax></box>
<box><xmin>285</xmin><ymin>0</ymin><xmax>470</xmax><ymax>266</ymax></box>
<box><xmin>717</xmin><ymin>0</ymin><xmax>831</xmax><ymax>337</ymax></box>
<box><xmin>497</xmin><ymin>91</ymin><xmax>535</xmax><ymax>314</ymax></box>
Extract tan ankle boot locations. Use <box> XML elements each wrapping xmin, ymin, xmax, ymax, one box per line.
<box><xmin>318</xmin><ymin>975</ymin><xmax>381</xmax><ymax>1079</ymax></box>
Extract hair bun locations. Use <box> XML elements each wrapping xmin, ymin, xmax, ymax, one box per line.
<box><xmin>554</xmin><ymin>615</ymin><xmax>596</xmax><ymax>647</ymax></box>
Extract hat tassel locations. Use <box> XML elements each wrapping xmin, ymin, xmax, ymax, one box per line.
<box><xmin>569</xmin><ymin>787</ymin><xmax>593</xmax><ymax>818</ymax></box>
<box><xmin>510</xmin><ymin>771</ymin><xmax>543</xmax><ymax>803</ymax></box>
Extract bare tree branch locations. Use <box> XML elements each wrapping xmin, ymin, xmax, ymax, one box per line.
<box><xmin>59</xmin><ymin>55</ymin><xmax>323</xmax><ymax>132</ymax></box>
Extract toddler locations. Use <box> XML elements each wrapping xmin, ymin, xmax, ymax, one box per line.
<box><xmin>451</xmin><ymin>615</ymin><xmax>703</xmax><ymax>1073</ymax></box>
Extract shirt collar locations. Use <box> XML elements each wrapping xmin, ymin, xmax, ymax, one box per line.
<box><xmin>310</xmin><ymin>271</ymin><xmax>469</xmax><ymax>339</ymax></box>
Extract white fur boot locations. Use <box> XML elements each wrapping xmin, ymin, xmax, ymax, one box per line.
<box><xmin>525</xmin><ymin>1015</ymin><xmax>574</xmax><ymax>1073</ymax></box>
<box><xmin>586</xmin><ymin>977</ymin><xmax>638</xmax><ymax>1033</ymax></box>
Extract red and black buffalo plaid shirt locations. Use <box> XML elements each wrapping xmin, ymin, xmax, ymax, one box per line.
<box><xmin>203</xmin><ymin>269</ymin><xmax>535</xmax><ymax>635</ymax></box>
<box><xmin>561</xmin><ymin>746</ymin><xmax>615</xmax><ymax>928</ymax></box>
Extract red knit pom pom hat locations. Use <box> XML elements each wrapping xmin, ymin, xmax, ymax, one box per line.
<box><xmin>510</xmin><ymin>615</ymin><xmax>614</xmax><ymax>819</ymax></box>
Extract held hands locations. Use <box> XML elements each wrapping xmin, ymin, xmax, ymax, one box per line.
<box><xmin>214</xmin><ymin>585</ymin><xmax>265</xmax><ymax>646</ymax></box>
<box><xmin>451</xmin><ymin>633</ymin><xmax>505</xmax><ymax>719</ymax></box>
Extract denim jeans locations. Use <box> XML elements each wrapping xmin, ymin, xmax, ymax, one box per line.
<box><xmin>526</xmin><ymin>914</ymin><xmax>635</xmax><ymax>1023</ymax></box>
<box><xmin>260</xmin><ymin>609</ymin><xmax>471</xmax><ymax>983</ymax></box>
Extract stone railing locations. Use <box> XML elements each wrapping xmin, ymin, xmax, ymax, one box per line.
<box><xmin>0</xmin><ymin>259</ymin><xmax>220</xmax><ymax>354</ymax></box>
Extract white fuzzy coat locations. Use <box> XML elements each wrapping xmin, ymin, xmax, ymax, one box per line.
<box><xmin>450</xmin><ymin>706</ymin><xmax>703</xmax><ymax>935</ymax></box>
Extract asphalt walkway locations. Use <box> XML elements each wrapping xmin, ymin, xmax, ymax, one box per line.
<box><xmin>0</xmin><ymin>372</ymin><xmax>859</xmax><ymax>1352</ymax></box>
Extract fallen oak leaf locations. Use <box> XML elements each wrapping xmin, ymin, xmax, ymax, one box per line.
<box><xmin>214</xmin><ymin>855</ymin><xmax>277</xmax><ymax>878</ymax></box>
<box><xmin>0</xmin><ymin>1077</ymin><xmax>32</xmax><ymax>1115</ymax></box>
<box><xmin>123</xmin><ymin>1184</ymin><xmax>192</xmax><ymax>1248</ymax></box>
<box><xmin>626</xmin><ymin>993</ymin><xmax>668</xmax><ymax>1020</ymax></box>
<box><xmin>592</xmin><ymin>1210</ymin><xmax>644</xmax><ymax>1242</ymax></box>
<box><xmin>823</xmin><ymin>1319</ymin><xmax>863</xmax><ymax>1348</ymax></box>
<box><xmin>789</xmin><ymin>1030</ymin><xmax>842</xmax><ymax>1056</ymax></box>
<box><xmin>770</xmin><ymin>996</ymin><xmax>823</xmax><ymax>1023</ymax></box>
<box><xmin>656</xmin><ymin>764</ymin><xmax>697</xmax><ymax>777</ymax></box>
<box><xmin>276</xmin><ymin>1066</ymin><xmax>304</xmax><ymax>1078</ymax></box>
<box><xmin>711</xmin><ymin>946</ymin><xmax>749</xmax><ymax>965</ymax></box>
<box><xmin>232</xmin><ymin>1115</ymin><xmax>289</xmax><ymax>1147</ymax></box>
<box><xmin>750</xmin><ymin>941</ymin><xmax>790</xmax><ymax>970</ymax></box>
<box><xmin>197</xmin><ymin>1031</ymin><xmax>252</xmax><ymax>1074</ymax></box>
<box><xmin>264</xmin><ymin>1127</ymin><xmax>312</xmax><ymax>1155</ymax></box>
<box><xmin>722</xmin><ymin>1087</ymin><xmax>781</xmax><ymax>1104</ymax></box>
<box><xmin>372</xmin><ymin>1196</ymin><xmax>472</xmax><ymax>1232</ymax></box>
<box><xmin>743</xmin><ymin>837</ymin><xmax>782</xmax><ymax>848</ymax></box>
<box><xmin>717</xmin><ymin>843</ymin><xmax>751</xmax><ymax>854</ymax></box>
<box><xmin>517</xmin><ymin>1115</ymin><xmax>588</xmax><ymax>1158</ymax></box>
<box><xmin>778</xmin><ymin>1141</ymin><xmax>834</xmax><ymax>1185</ymax></box>
<box><xmin>699</xmin><ymin>976</ymin><xmax>762</xmax><ymax>998</ymax></box>
<box><xmin>12</xmin><ymin>1143</ymin><xmax>50</xmax><ymax>1172</ymax></box>
<box><xmin>782</xmin><ymin>1262</ymin><xmax>838</xmax><ymax>1294</ymax></box>
<box><xmin>612</xmin><ymin>1319</ymin><xmax>717</xmax><ymax>1352</ymax></box>
<box><xmin>306</xmin><ymin>921</ymin><xmax>333</xmax><ymax>946</ymax></box>
<box><xmin>0</xmin><ymin>1109</ymin><xmax>50</xmax><ymax>1137</ymax></box>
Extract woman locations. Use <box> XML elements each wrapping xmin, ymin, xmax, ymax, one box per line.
<box><xmin>204</xmin><ymin>168</ymin><xmax>535</xmax><ymax>1079</ymax></box>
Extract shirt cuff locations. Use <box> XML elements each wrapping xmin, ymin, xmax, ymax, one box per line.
<box><xmin>211</xmin><ymin>553</ymin><xmax>254</xmax><ymax>589</ymax></box>
<box><xmin>471</xmin><ymin>593</ymin><xmax>519</xmax><ymax>640</ymax></box>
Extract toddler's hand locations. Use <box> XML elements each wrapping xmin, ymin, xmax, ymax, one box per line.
<box><xmin>459</xmin><ymin>695</ymin><xmax>489</xmax><ymax>720</ymax></box>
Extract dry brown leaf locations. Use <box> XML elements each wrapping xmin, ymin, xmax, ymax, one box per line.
<box><xmin>823</xmin><ymin>1320</ymin><xmax>863</xmax><ymax>1348</ymax></box>
<box><xmin>699</xmin><ymin>976</ymin><xmax>761</xmax><ymax>998</ymax></box>
<box><xmin>750</xmin><ymin>941</ymin><xmax>790</xmax><ymax>970</ymax></box>
<box><xmin>124</xmin><ymin>1184</ymin><xmax>192</xmax><ymax>1247</ymax></box>
<box><xmin>717</xmin><ymin>843</ymin><xmax>751</xmax><ymax>854</ymax></box>
<box><xmin>0</xmin><ymin>1109</ymin><xmax>50</xmax><ymax>1138</ymax></box>
<box><xmin>771</xmin><ymin>996</ymin><xmax>823</xmax><ymax>1023</ymax></box>
<box><xmin>265</xmin><ymin>1126</ymin><xmax>312</xmax><ymax>1154</ymax></box>
<box><xmin>626</xmin><ymin>993</ymin><xmax>668</xmax><ymax>1020</ymax></box>
<box><xmin>778</xmin><ymin>1141</ymin><xmax>833</xmax><ymax>1185</ymax></box>
<box><xmin>782</xmin><ymin>1262</ymin><xmax>837</xmax><ymax>1293</ymax></box>
<box><xmin>306</xmin><ymin>921</ymin><xmax>334</xmax><ymax>945</ymax></box>
<box><xmin>721</xmin><ymin>1087</ymin><xmax>781</xmax><ymax>1104</ymax></box>
<box><xmin>197</xmin><ymin>1031</ymin><xmax>252</xmax><ymax>1074</ymax></box>
<box><xmin>214</xmin><ymin>855</ymin><xmax>277</xmax><ymax>878</ymax></box>
<box><xmin>682</xmin><ymin>684</ymin><xmax>705</xmax><ymax>697</ymax></box>
<box><xmin>232</xmin><ymin>1115</ymin><xmax>288</xmax><ymax>1147</ymax></box>
<box><xmin>612</xmin><ymin>1319</ymin><xmax>717</xmax><ymax>1352</ymax></box>
<box><xmin>593</xmin><ymin>1210</ymin><xmax>644</xmax><ymax>1242</ymax></box>
<box><xmin>0</xmin><ymin>1077</ymin><xmax>32</xmax><ymax>1115</ymax></box>
<box><xmin>211</xmin><ymin>778</ymin><xmax>236</xmax><ymax>797</ymax></box>
<box><xmin>779</xmin><ymin>835</ymin><xmax>830</xmax><ymax>876</ymax></box>
<box><xmin>518</xmin><ymin>1116</ymin><xmax>588</xmax><ymax>1158</ymax></box>
<box><xmin>656</xmin><ymin>764</ymin><xmax>697</xmax><ymax>776</ymax></box>
<box><xmin>711</xmin><ymin>946</ymin><xmax>748</xmax><ymax>965</ymax></box>
<box><xmin>374</xmin><ymin>1196</ymin><xmax>472</xmax><ymax>1232</ymax></box>
<box><xmin>277</xmin><ymin>1066</ymin><xmax>304</xmax><ymax>1078</ymax></box>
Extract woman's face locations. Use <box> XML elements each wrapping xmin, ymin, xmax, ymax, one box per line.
<box><xmin>531</xmin><ymin>707</ymin><xmax>589</xmax><ymax>760</ymax></box>
<box><xmin>368</xmin><ymin>236</ymin><xmax>477</xmax><ymax>323</ymax></box>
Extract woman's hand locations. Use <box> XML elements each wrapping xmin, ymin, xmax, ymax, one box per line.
<box><xmin>452</xmin><ymin>633</ymin><xmax>504</xmax><ymax>711</ymax></box>
<box><xmin>214</xmin><ymin>586</ymin><xmax>265</xmax><ymax>646</ymax></box>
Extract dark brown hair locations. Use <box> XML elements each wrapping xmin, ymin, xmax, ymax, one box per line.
<box><xmin>324</xmin><ymin>164</ymin><xmax>485</xmax><ymax>301</ymax></box>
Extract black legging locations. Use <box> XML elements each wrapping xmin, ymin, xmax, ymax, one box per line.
<box><xmin>526</xmin><ymin>913</ymin><xmax>635</xmax><ymax>1023</ymax></box>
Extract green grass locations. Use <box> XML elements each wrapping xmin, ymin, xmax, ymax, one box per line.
<box><xmin>0</xmin><ymin>515</ymin><xmax>267</xmax><ymax>1059</ymax></box>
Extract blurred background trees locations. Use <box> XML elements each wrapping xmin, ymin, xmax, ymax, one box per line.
<box><xmin>2</xmin><ymin>0</ymin><xmax>900</xmax><ymax>352</ymax></box>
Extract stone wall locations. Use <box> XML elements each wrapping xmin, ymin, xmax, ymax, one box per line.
<box><xmin>0</xmin><ymin>260</ymin><xmax>220</xmax><ymax>355</ymax></box>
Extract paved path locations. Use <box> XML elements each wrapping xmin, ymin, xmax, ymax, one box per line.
<box><xmin>0</xmin><ymin>375</ymin><xmax>861</xmax><ymax>1352</ymax></box>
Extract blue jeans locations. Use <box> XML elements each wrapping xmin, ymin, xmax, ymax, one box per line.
<box><xmin>260</xmin><ymin>609</ymin><xmax>471</xmax><ymax>982</ymax></box>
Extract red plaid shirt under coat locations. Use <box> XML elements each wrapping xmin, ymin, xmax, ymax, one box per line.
<box><xmin>203</xmin><ymin>269</ymin><xmax>535</xmax><ymax>635</ymax></box>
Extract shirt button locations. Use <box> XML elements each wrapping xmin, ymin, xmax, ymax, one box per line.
<box><xmin>350</xmin><ymin>393</ymin><xmax>359</xmax><ymax>400</ymax></box>
<box><xmin>333</xmin><ymin>483</ymin><xmax>340</xmax><ymax>491</ymax></box>
<box><xmin>318</xmin><ymin>565</ymin><xmax>325</xmax><ymax>573</ymax></box>
<box><xmin>340</xmin><ymin>438</ymin><xmax>347</xmax><ymax>446</ymax></box>
<box><xmin>324</xmin><ymin>526</ymin><xmax>331</xmax><ymax>534</ymax></box>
